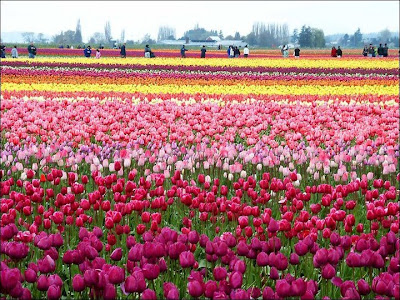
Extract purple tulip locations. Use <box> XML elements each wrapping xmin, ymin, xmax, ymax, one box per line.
<box><xmin>108</xmin><ymin>266</ymin><xmax>125</xmax><ymax>284</ymax></box>
<box><xmin>47</xmin><ymin>285</ymin><xmax>61</xmax><ymax>300</ymax></box>
<box><xmin>247</xmin><ymin>287</ymin><xmax>261</xmax><ymax>299</ymax></box>
<box><xmin>295</xmin><ymin>241</ymin><xmax>309</xmax><ymax>256</ymax></box>
<box><xmin>340</xmin><ymin>280</ymin><xmax>356</xmax><ymax>297</ymax></box>
<box><xmin>83</xmin><ymin>269</ymin><xmax>99</xmax><ymax>288</ymax></box>
<box><xmin>346</xmin><ymin>252</ymin><xmax>361</xmax><ymax>267</ymax></box>
<box><xmin>188</xmin><ymin>230</ymin><xmax>200</xmax><ymax>244</ymax></box>
<box><xmin>230</xmin><ymin>288</ymin><xmax>250</xmax><ymax>299</ymax></box>
<box><xmin>321</xmin><ymin>263</ymin><xmax>336</xmax><ymax>279</ymax></box>
<box><xmin>204</xmin><ymin>280</ymin><xmax>218</xmax><ymax>298</ymax></box>
<box><xmin>141</xmin><ymin>288</ymin><xmax>157</xmax><ymax>300</ymax></box>
<box><xmin>104</xmin><ymin>283</ymin><xmax>116</xmax><ymax>300</ymax></box>
<box><xmin>213</xmin><ymin>267</ymin><xmax>227</xmax><ymax>281</ymax></box>
<box><xmin>24</xmin><ymin>268</ymin><xmax>37</xmax><ymax>283</ymax></box>
<box><xmin>357</xmin><ymin>279</ymin><xmax>371</xmax><ymax>295</ymax></box>
<box><xmin>213</xmin><ymin>291</ymin><xmax>228</xmax><ymax>299</ymax></box>
<box><xmin>344</xmin><ymin>287</ymin><xmax>360</xmax><ymax>300</ymax></box>
<box><xmin>236</xmin><ymin>241</ymin><xmax>249</xmax><ymax>256</ymax></box>
<box><xmin>9</xmin><ymin>281</ymin><xmax>23</xmax><ymax>298</ymax></box>
<box><xmin>110</xmin><ymin>248</ymin><xmax>123</xmax><ymax>261</ymax></box>
<box><xmin>37</xmin><ymin>274</ymin><xmax>49</xmax><ymax>291</ymax></box>
<box><xmin>128</xmin><ymin>244</ymin><xmax>143</xmax><ymax>261</ymax></box>
<box><xmin>268</xmin><ymin>218</ymin><xmax>279</xmax><ymax>233</ymax></box>
<box><xmin>290</xmin><ymin>253</ymin><xmax>300</xmax><ymax>265</ymax></box>
<box><xmin>292</xmin><ymin>278</ymin><xmax>307</xmax><ymax>296</ymax></box>
<box><xmin>48</xmin><ymin>274</ymin><xmax>62</xmax><ymax>287</ymax></box>
<box><xmin>142</xmin><ymin>263</ymin><xmax>160</xmax><ymax>280</ymax></box>
<box><xmin>72</xmin><ymin>274</ymin><xmax>85</xmax><ymax>292</ymax></box>
<box><xmin>330</xmin><ymin>232</ymin><xmax>341</xmax><ymax>246</ymax></box>
<box><xmin>229</xmin><ymin>271</ymin><xmax>243</xmax><ymax>289</ymax></box>
<box><xmin>269</xmin><ymin>267</ymin><xmax>279</xmax><ymax>280</ymax></box>
<box><xmin>188</xmin><ymin>280</ymin><xmax>204</xmax><ymax>298</ymax></box>
<box><xmin>38</xmin><ymin>255</ymin><xmax>56</xmax><ymax>273</ymax></box>
<box><xmin>262</xmin><ymin>286</ymin><xmax>275</xmax><ymax>300</ymax></box>
<box><xmin>276</xmin><ymin>279</ymin><xmax>292</xmax><ymax>298</ymax></box>
<box><xmin>275</xmin><ymin>252</ymin><xmax>289</xmax><ymax>270</ymax></box>
<box><xmin>163</xmin><ymin>282</ymin><xmax>179</xmax><ymax>300</ymax></box>
<box><xmin>231</xmin><ymin>259</ymin><xmax>246</xmax><ymax>274</ymax></box>
<box><xmin>179</xmin><ymin>251</ymin><xmax>195</xmax><ymax>268</ymax></box>
<box><xmin>313</xmin><ymin>248</ymin><xmax>328</xmax><ymax>267</ymax></box>
<box><xmin>256</xmin><ymin>252</ymin><xmax>269</xmax><ymax>266</ymax></box>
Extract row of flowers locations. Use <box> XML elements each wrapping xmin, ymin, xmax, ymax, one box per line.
<box><xmin>2</xmin><ymin>57</ymin><xmax>398</xmax><ymax>70</ymax></box>
<box><xmin>2</xmin><ymin>67</ymin><xmax>399</xmax><ymax>84</ymax></box>
<box><xmin>2</xmin><ymin>60</ymin><xmax>398</xmax><ymax>76</ymax></box>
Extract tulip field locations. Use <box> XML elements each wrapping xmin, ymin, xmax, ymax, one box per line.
<box><xmin>0</xmin><ymin>52</ymin><xmax>399</xmax><ymax>300</ymax></box>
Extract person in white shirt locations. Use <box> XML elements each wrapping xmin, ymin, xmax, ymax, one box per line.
<box><xmin>244</xmin><ymin>45</ymin><xmax>249</xmax><ymax>58</ymax></box>
<box><xmin>11</xmin><ymin>46</ymin><xmax>18</xmax><ymax>58</ymax></box>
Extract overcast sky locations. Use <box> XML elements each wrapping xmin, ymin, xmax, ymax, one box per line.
<box><xmin>1</xmin><ymin>1</ymin><xmax>399</xmax><ymax>41</ymax></box>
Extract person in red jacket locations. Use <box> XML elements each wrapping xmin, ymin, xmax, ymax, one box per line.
<box><xmin>331</xmin><ymin>46</ymin><xmax>337</xmax><ymax>57</ymax></box>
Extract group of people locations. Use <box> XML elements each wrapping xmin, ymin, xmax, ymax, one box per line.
<box><xmin>0</xmin><ymin>43</ymin><xmax>34</xmax><ymax>58</ymax></box>
<box><xmin>280</xmin><ymin>45</ymin><xmax>301</xmax><ymax>58</ymax></box>
<box><xmin>330</xmin><ymin>46</ymin><xmax>343</xmax><ymax>57</ymax></box>
<box><xmin>362</xmin><ymin>43</ymin><xmax>389</xmax><ymax>57</ymax></box>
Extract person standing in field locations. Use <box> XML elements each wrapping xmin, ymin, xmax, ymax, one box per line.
<box><xmin>120</xmin><ymin>43</ymin><xmax>126</xmax><ymax>58</ymax></box>
<box><xmin>383</xmin><ymin>43</ymin><xmax>389</xmax><ymax>57</ymax></box>
<box><xmin>200</xmin><ymin>45</ymin><xmax>206</xmax><ymax>58</ymax></box>
<box><xmin>11</xmin><ymin>46</ymin><xmax>18</xmax><ymax>58</ymax></box>
<box><xmin>294</xmin><ymin>47</ymin><xmax>300</xmax><ymax>58</ymax></box>
<box><xmin>362</xmin><ymin>45</ymin><xmax>368</xmax><ymax>57</ymax></box>
<box><xmin>84</xmin><ymin>45</ymin><xmax>92</xmax><ymax>58</ymax></box>
<box><xmin>96</xmin><ymin>49</ymin><xmax>101</xmax><ymax>59</ymax></box>
<box><xmin>180</xmin><ymin>45</ymin><xmax>188</xmax><ymax>58</ymax></box>
<box><xmin>27</xmin><ymin>42</ymin><xmax>37</xmax><ymax>58</ymax></box>
<box><xmin>331</xmin><ymin>46</ymin><xmax>337</xmax><ymax>57</ymax></box>
<box><xmin>336</xmin><ymin>46</ymin><xmax>342</xmax><ymax>58</ymax></box>
<box><xmin>229</xmin><ymin>46</ymin><xmax>235</xmax><ymax>58</ymax></box>
<box><xmin>234</xmin><ymin>46</ymin><xmax>240</xmax><ymax>58</ymax></box>
<box><xmin>243</xmin><ymin>45</ymin><xmax>249</xmax><ymax>57</ymax></box>
<box><xmin>367</xmin><ymin>44</ymin><xmax>374</xmax><ymax>57</ymax></box>
<box><xmin>377</xmin><ymin>44</ymin><xmax>384</xmax><ymax>57</ymax></box>
<box><xmin>0</xmin><ymin>44</ymin><xmax>6</xmax><ymax>58</ymax></box>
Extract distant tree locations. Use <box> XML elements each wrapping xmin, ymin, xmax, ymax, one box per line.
<box><xmin>353</xmin><ymin>28</ymin><xmax>363</xmax><ymax>47</ymax></box>
<box><xmin>291</xmin><ymin>29</ymin><xmax>299</xmax><ymax>44</ymax></box>
<box><xmin>183</xmin><ymin>25</ymin><xmax>213</xmax><ymax>40</ymax></box>
<box><xmin>218</xmin><ymin>30</ymin><xmax>224</xmax><ymax>39</ymax></box>
<box><xmin>234</xmin><ymin>32</ymin><xmax>241</xmax><ymax>40</ymax></box>
<box><xmin>120</xmin><ymin>29</ymin><xmax>125</xmax><ymax>43</ymax></box>
<box><xmin>379</xmin><ymin>29</ymin><xmax>391</xmax><ymax>43</ymax></box>
<box><xmin>340</xmin><ymin>33</ymin><xmax>349</xmax><ymax>46</ymax></box>
<box><xmin>22</xmin><ymin>32</ymin><xmax>35</xmax><ymax>43</ymax></box>
<box><xmin>157</xmin><ymin>26</ymin><xmax>176</xmax><ymax>41</ymax></box>
<box><xmin>104</xmin><ymin>21</ymin><xmax>112</xmax><ymax>43</ymax></box>
<box><xmin>225</xmin><ymin>35</ymin><xmax>234</xmax><ymax>40</ymax></box>
<box><xmin>141</xmin><ymin>34</ymin><xmax>156</xmax><ymax>45</ymax></box>
<box><xmin>88</xmin><ymin>32</ymin><xmax>106</xmax><ymax>45</ymax></box>
<box><xmin>75</xmin><ymin>19</ymin><xmax>82</xmax><ymax>44</ymax></box>
<box><xmin>311</xmin><ymin>28</ymin><xmax>326</xmax><ymax>48</ymax></box>
<box><xmin>299</xmin><ymin>25</ymin><xmax>312</xmax><ymax>47</ymax></box>
<box><xmin>36</xmin><ymin>33</ymin><xmax>47</xmax><ymax>43</ymax></box>
<box><xmin>245</xmin><ymin>32</ymin><xmax>257</xmax><ymax>45</ymax></box>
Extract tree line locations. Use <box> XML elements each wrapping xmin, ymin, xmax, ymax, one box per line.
<box><xmin>20</xmin><ymin>19</ymin><xmax>398</xmax><ymax>48</ymax></box>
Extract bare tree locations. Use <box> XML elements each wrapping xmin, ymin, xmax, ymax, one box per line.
<box><xmin>157</xmin><ymin>26</ymin><xmax>176</xmax><ymax>41</ymax></box>
<box><xmin>104</xmin><ymin>21</ymin><xmax>112</xmax><ymax>43</ymax></box>
<box><xmin>22</xmin><ymin>32</ymin><xmax>35</xmax><ymax>43</ymax></box>
<box><xmin>75</xmin><ymin>19</ymin><xmax>83</xmax><ymax>44</ymax></box>
<box><xmin>120</xmin><ymin>29</ymin><xmax>125</xmax><ymax>43</ymax></box>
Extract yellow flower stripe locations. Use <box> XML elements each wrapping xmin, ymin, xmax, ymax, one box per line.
<box><xmin>2</xmin><ymin>82</ymin><xmax>397</xmax><ymax>96</ymax></box>
<box><xmin>5</xmin><ymin>57</ymin><xmax>398</xmax><ymax>70</ymax></box>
